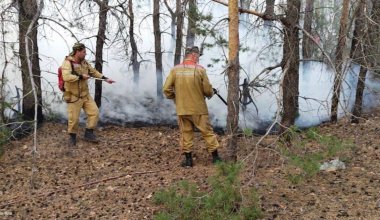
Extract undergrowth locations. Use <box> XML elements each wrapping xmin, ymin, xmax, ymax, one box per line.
<box><xmin>0</xmin><ymin>127</ymin><xmax>11</xmax><ymax>157</ymax></box>
<box><xmin>153</xmin><ymin>163</ymin><xmax>262</xmax><ymax>220</ymax></box>
<box><xmin>281</xmin><ymin>126</ymin><xmax>354</xmax><ymax>184</ymax></box>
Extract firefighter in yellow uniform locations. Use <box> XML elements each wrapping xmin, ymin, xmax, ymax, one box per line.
<box><xmin>163</xmin><ymin>46</ymin><xmax>221</xmax><ymax>167</ymax></box>
<box><xmin>61</xmin><ymin>43</ymin><xmax>115</xmax><ymax>147</ymax></box>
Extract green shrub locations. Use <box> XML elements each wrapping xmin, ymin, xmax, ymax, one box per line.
<box><xmin>305</xmin><ymin>127</ymin><xmax>321</xmax><ymax>140</ymax></box>
<box><xmin>0</xmin><ymin>127</ymin><xmax>11</xmax><ymax>157</ymax></box>
<box><xmin>290</xmin><ymin>153</ymin><xmax>323</xmax><ymax>177</ymax></box>
<box><xmin>243</xmin><ymin>128</ymin><xmax>253</xmax><ymax>137</ymax></box>
<box><xmin>320</xmin><ymin>135</ymin><xmax>353</xmax><ymax>158</ymax></box>
<box><xmin>286</xmin><ymin>174</ymin><xmax>303</xmax><ymax>185</ymax></box>
<box><xmin>281</xmin><ymin>127</ymin><xmax>353</xmax><ymax>184</ymax></box>
<box><xmin>153</xmin><ymin>163</ymin><xmax>262</xmax><ymax>220</ymax></box>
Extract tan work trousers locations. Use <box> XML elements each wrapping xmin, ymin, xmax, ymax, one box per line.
<box><xmin>67</xmin><ymin>95</ymin><xmax>99</xmax><ymax>134</ymax></box>
<box><xmin>178</xmin><ymin>115</ymin><xmax>219</xmax><ymax>153</ymax></box>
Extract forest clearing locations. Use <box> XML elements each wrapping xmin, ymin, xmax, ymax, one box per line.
<box><xmin>2</xmin><ymin>0</ymin><xmax>380</xmax><ymax>219</ymax></box>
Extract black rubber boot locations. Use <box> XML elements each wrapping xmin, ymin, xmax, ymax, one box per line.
<box><xmin>212</xmin><ymin>150</ymin><xmax>222</xmax><ymax>164</ymax></box>
<box><xmin>84</xmin><ymin>129</ymin><xmax>99</xmax><ymax>143</ymax></box>
<box><xmin>68</xmin><ymin>133</ymin><xmax>77</xmax><ymax>147</ymax></box>
<box><xmin>181</xmin><ymin>152</ymin><xmax>193</xmax><ymax>168</ymax></box>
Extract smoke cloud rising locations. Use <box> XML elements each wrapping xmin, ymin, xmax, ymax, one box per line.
<box><xmin>3</xmin><ymin>0</ymin><xmax>380</xmax><ymax>133</ymax></box>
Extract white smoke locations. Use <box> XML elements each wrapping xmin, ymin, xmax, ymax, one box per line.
<box><xmin>2</xmin><ymin>0</ymin><xmax>380</xmax><ymax>132</ymax></box>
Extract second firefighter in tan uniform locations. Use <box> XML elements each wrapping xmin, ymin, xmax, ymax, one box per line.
<box><xmin>163</xmin><ymin>46</ymin><xmax>221</xmax><ymax>167</ymax></box>
<box><xmin>61</xmin><ymin>43</ymin><xmax>115</xmax><ymax>147</ymax></box>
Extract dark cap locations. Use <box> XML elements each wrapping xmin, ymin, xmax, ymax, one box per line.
<box><xmin>70</xmin><ymin>42</ymin><xmax>86</xmax><ymax>55</ymax></box>
<box><xmin>185</xmin><ymin>46</ymin><xmax>200</xmax><ymax>56</ymax></box>
<box><xmin>73</xmin><ymin>42</ymin><xmax>85</xmax><ymax>51</ymax></box>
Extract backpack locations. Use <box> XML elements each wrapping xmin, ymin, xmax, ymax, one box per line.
<box><xmin>58</xmin><ymin>61</ymin><xmax>74</xmax><ymax>92</ymax></box>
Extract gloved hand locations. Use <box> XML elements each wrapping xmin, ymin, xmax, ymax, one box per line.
<box><xmin>82</xmin><ymin>74</ymin><xmax>90</xmax><ymax>80</ymax></box>
<box><xmin>105</xmin><ymin>78</ymin><xmax>115</xmax><ymax>84</ymax></box>
<box><xmin>213</xmin><ymin>88</ymin><xmax>218</xmax><ymax>95</ymax></box>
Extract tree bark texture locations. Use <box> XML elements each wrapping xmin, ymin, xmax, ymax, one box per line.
<box><xmin>185</xmin><ymin>0</ymin><xmax>196</xmax><ymax>47</ymax></box>
<box><xmin>351</xmin><ymin>67</ymin><xmax>367</xmax><ymax>123</ymax></box>
<box><xmin>226</xmin><ymin>0</ymin><xmax>240</xmax><ymax>162</ymax></box>
<box><xmin>263</xmin><ymin>0</ymin><xmax>275</xmax><ymax>26</ymax></box>
<box><xmin>279</xmin><ymin>0</ymin><xmax>300</xmax><ymax>133</ymax></box>
<box><xmin>129</xmin><ymin>0</ymin><xmax>140</xmax><ymax>86</ymax></box>
<box><xmin>369</xmin><ymin>0</ymin><xmax>380</xmax><ymax>73</ymax></box>
<box><xmin>18</xmin><ymin>0</ymin><xmax>43</xmax><ymax>123</ymax></box>
<box><xmin>302</xmin><ymin>0</ymin><xmax>314</xmax><ymax>59</ymax></box>
<box><xmin>351</xmin><ymin>0</ymin><xmax>368</xmax><ymax>123</ymax></box>
<box><xmin>331</xmin><ymin>0</ymin><xmax>350</xmax><ymax>123</ymax></box>
<box><xmin>153</xmin><ymin>0</ymin><xmax>163</xmax><ymax>99</ymax></box>
<box><xmin>174</xmin><ymin>0</ymin><xmax>184</xmax><ymax>65</ymax></box>
<box><xmin>350</xmin><ymin>0</ymin><xmax>365</xmax><ymax>59</ymax></box>
<box><xmin>94</xmin><ymin>0</ymin><xmax>109</xmax><ymax>108</ymax></box>
<box><xmin>265</xmin><ymin>0</ymin><xmax>275</xmax><ymax>15</ymax></box>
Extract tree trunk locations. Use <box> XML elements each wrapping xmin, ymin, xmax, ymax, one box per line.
<box><xmin>94</xmin><ymin>0</ymin><xmax>108</xmax><ymax>108</ymax></box>
<box><xmin>265</xmin><ymin>0</ymin><xmax>274</xmax><ymax>15</ymax></box>
<box><xmin>185</xmin><ymin>0</ymin><xmax>196</xmax><ymax>47</ymax></box>
<box><xmin>369</xmin><ymin>0</ymin><xmax>380</xmax><ymax>73</ymax></box>
<box><xmin>163</xmin><ymin>0</ymin><xmax>176</xmax><ymax>62</ymax></box>
<box><xmin>0</xmin><ymin>13</ymin><xmax>9</xmax><ymax>123</ymax></box>
<box><xmin>351</xmin><ymin>0</ymin><xmax>368</xmax><ymax>123</ymax></box>
<box><xmin>302</xmin><ymin>0</ymin><xmax>314</xmax><ymax>59</ymax></box>
<box><xmin>349</xmin><ymin>0</ymin><xmax>365</xmax><ymax>59</ymax></box>
<box><xmin>351</xmin><ymin>67</ymin><xmax>367</xmax><ymax>123</ymax></box>
<box><xmin>331</xmin><ymin>0</ymin><xmax>350</xmax><ymax>123</ymax></box>
<box><xmin>18</xmin><ymin>0</ymin><xmax>44</xmax><ymax>123</ymax></box>
<box><xmin>153</xmin><ymin>0</ymin><xmax>163</xmax><ymax>99</ymax></box>
<box><xmin>279</xmin><ymin>0</ymin><xmax>300</xmax><ymax>133</ymax></box>
<box><xmin>174</xmin><ymin>0</ymin><xmax>184</xmax><ymax>65</ymax></box>
<box><xmin>129</xmin><ymin>0</ymin><xmax>140</xmax><ymax>86</ymax></box>
<box><xmin>226</xmin><ymin>0</ymin><xmax>239</xmax><ymax>162</ymax></box>
<box><xmin>264</xmin><ymin>0</ymin><xmax>275</xmax><ymax>25</ymax></box>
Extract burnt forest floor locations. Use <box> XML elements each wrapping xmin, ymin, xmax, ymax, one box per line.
<box><xmin>1</xmin><ymin>112</ymin><xmax>380</xmax><ymax>219</ymax></box>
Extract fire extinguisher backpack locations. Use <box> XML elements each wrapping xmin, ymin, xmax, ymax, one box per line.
<box><xmin>58</xmin><ymin>61</ymin><xmax>74</xmax><ymax>92</ymax></box>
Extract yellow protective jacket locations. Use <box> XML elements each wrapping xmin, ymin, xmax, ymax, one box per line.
<box><xmin>163</xmin><ymin>60</ymin><xmax>214</xmax><ymax>115</ymax></box>
<box><xmin>61</xmin><ymin>56</ymin><xmax>104</xmax><ymax>102</ymax></box>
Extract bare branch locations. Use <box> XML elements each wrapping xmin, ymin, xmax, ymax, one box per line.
<box><xmin>24</xmin><ymin>0</ymin><xmax>44</xmax><ymax>189</ymax></box>
<box><xmin>296</xmin><ymin>24</ymin><xmax>335</xmax><ymax>71</ymax></box>
<box><xmin>163</xmin><ymin>0</ymin><xmax>175</xmax><ymax>18</ymax></box>
<box><xmin>211</xmin><ymin>0</ymin><xmax>284</xmax><ymax>20</ymax></box>
<box><xmin>248</xmin><ymin>63</ymin><xmax>282</xmax><ymax>88</ymax></box>
<box><xmin>40</xmin><ymin>16</ymin><xmax>80</xmax><ymax>42</ymax></box>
